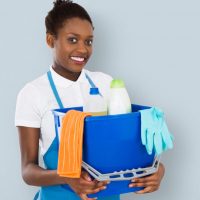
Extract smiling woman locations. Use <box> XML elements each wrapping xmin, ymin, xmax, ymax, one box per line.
<box><xmin>15</xmin><ymin>0</ymin><xmax>165</xmax><ymax>200</ymax></box>
<box><xmin>47</xmin><ymin>17</ymin><xmax>94</xmax><ymax>80</ymax></box>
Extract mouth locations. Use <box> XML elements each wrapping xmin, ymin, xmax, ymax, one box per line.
<box><xmin>70</xmin><ymin>56</ymin><xmax>87</xmax><ymax>65</ymax></box>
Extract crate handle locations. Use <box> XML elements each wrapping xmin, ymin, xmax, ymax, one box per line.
<box><xmin>82</xmin><ymin>156</ymin><xmax>160</xmax><ymax>181</ymax></box>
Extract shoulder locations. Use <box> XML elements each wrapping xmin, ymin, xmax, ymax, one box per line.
<box><xmin>15</xmin><ymin>74</ymin><xmax>49</xmax><ymax>127</ymax></box>
<box><xmin>17</xmin><ymin>73</ymin><xmax>48</xmax><ymax>97</ymax></box>
<box><xmin>16</xmin><ymin>73</ymin><xmax>51</xmax><ymax>114</ymax></box>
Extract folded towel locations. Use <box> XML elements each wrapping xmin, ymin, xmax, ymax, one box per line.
<box><xmin>57</xmin><ymin>110</ymin><xmax>91</xmax><ymax>178</ymax></box>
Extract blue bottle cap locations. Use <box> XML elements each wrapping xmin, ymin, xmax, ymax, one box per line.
<box><xmin>90</xmin><ymin>87</ymin><xmax>99</xmax><ymax>95</ymax></box>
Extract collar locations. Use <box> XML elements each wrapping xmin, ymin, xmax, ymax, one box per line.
<box><xmin>49</xmin><ymin>66</ymin><xmax>87</xmax><ymax>87</ymax></box>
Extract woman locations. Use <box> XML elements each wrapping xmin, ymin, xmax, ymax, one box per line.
<box><xmin>15</xmin><ymin>0</ymin><xmax>165</xmax><ymax>199</ymax></box>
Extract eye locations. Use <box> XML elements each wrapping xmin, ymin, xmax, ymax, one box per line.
<box><xmin>68</xmin><ymin>37</ymin><xmax>77</xmax><ymax>44</ymax></box>
<box><xmin>85</xmin><ymin>39</ymin><xmax>93</xmax><ymax>46</ymax></box>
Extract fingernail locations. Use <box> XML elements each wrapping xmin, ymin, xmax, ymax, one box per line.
<box><xmin>131</xmin><ymin>179</ymin><xmax>136</xmax><ymax>182</ymax></box>
<box><xmin>87</xmin><ymin>176</ymin><xmax>92</xmax><ymax>181</ymax></box>
<box><xmin>129</xmin><ymin>184</ymin><xmax>133</xmax><ymax>188</ymax></box>
<box><xmin>103</xmin><ymin>186</ymin><xmax>107</xmax><ymax>190</ymax></box>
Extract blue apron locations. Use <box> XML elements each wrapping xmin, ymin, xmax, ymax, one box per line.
<box><xmin>34</xmin><ymin>71</ymin><xmax>120</xmax><ymax>200</ymax></box>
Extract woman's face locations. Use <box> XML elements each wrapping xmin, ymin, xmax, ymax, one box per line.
<box><xmin>49</xmin><ymin>17</ymin><xmax>93</xmax><ymax>79</ymax></box>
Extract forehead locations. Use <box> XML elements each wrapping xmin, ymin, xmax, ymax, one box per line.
<box><xmin>58</xmin><ymin>17</ymin><xmax>93</xmax><ymax>37</ymax></box>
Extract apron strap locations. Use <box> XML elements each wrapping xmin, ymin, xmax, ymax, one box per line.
<box><xmin>85</xmin><ymin>73</ymin><xmax>102</xmax><ymax>96</ymax></box>
<box><xmin>85</xmin><ymin>73</ymin><xmax>96</xmax><ymax>88</ymax></box>
<box><xmin>47</xmin><ymin>71</ymin><xmax>64</xmax><ymax>109</ymax></box>
<box><xmin>33</xmin><ymin>191</ymin><xmax>40</xmax><ymax>200</ymax></box>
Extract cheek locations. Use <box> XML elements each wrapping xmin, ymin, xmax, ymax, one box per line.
<box><xmin>55</xmin><ymin>39</ymin><xmax>68</xmax><ymax>51</ymax></box>
<box><xmin>55</xmin><ymin>43</ymin><xmax>71</xmax><ymax>58</ymax></box>
<box><xmin>88</xmin><ymin>47</ymin><xmax>93</xmax><ymax>56</ymax></box>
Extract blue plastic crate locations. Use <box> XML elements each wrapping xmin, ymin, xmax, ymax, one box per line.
<box><xmin>52</xmin><ymin>104</ymin><xmax>157</xmax><ymax>197</ymax></box>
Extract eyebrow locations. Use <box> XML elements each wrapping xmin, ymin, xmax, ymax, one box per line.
<box><xmin>67</xmin><ymin>33</ymin><xmax>94</xmax><ymax>38</ymax></box>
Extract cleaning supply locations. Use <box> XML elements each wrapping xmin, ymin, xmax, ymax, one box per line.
<box><xmin>57</xmin><ymin>110</ymin><xmax>91</xmax><ymax>178</ymax></box>
<box><xmin>108</xmin><ymin>79</ymin><xmax>132</xmax><ymax>115</ymax></box>
<box><xmin>139</xmin><ymin>107</ymin><xmax>174</xmax><ymax>155</ymax></box>
<box><xmin>83</xmin><ymin>87</ymin><xmax>107</xmax><ymax>116</ymax></box>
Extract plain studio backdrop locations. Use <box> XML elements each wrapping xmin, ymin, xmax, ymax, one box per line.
<box><xmin>0</xmin><ymin>0</ymin><xmax>199</xmax><ymax>199</ymax></box>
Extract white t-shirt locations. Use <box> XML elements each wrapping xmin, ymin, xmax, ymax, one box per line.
<box><xmin>15</xmin><ymin>67</ymin><xmax>112</xmax><ymax>156</ymax></box>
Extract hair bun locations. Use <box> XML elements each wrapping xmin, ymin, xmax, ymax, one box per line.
<box><xmin>53</xmin><ymin>0</ymin><xmax>73</xmax><ymax>7</ymax></box>
<box><xmin>46</xmin><ymin>0</ymin><xmax>93</xmax><ymax>36</ymax></box>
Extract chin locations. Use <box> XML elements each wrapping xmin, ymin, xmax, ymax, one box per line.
<box><xmin>71</xmin><ymin>65</ymin><xmax>86</xmax><ymax>73</ymax></box>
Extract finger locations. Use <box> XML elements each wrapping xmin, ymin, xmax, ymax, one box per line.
<box><xmin>162</xmin><ymin>123</ymin><xmax>173</xmax><ymax>149</ymax></box>
<box><xmin>92</xmin><ymin>179</ymin><xmax>99</xmax><ymax>185</ymax></box>
<box><xmin>141</xmin><ymin>126</ymin><xmax>147</xmax><ymax>146</ymax></box>
<box><xmin>79</xmin><ymin>193</ymin><xmax>89</xmax><ymax>200</ymax></box>
<box><xmin>96</xmin><ymin>180</ymin><xmax>110</xmax><ymax>188</ymax></box>
<box><xmin>79</xmin><ymin>179</ymin><xmax>98</xmax><ymax>190</ymax></box>
<box><xmin>146</xmin><ymin>129</ymin><xmax>154</xmax><ymax>154</ymax></box>
<box><xmin>131</xmin><ymin>174</ymin><xmax>158</xmax><ymax>183</ymax></box>
<box><xmin>79</xmin><ymin>193</ymin><xmax>97</xmax><ymax>200</ymax></box>
<box><xmin>135</xmin><ymin>186</ymin><xmax>157</xmax><ymax>194</ymax></box>
<box><xmin>154</xmin><ymin>107</ymin><xmax>164</xmax><ymax>119</ymax></box>
<box><xmin>81</xmin><ymin>171</ymin><xmax>92</xmax><ymax>182</ymax></box>
<box><xmin>170</xmin><ymin>133</ymin><xmax>175</xmax><ymax>141</ymax></box>
<box><xmin>80</xmin><ymin>181</ymin><xmax>108</xmax><ymax>194</ymax></box>
<box><xmin>80</xmin><ymin>179</ymin><xmax>109</xmax><ymax>192</ymax></box>
<box><xmin>154</xmin><ymin>131</ymin><xmax>163</xmax><ymax>155</ymax></box>
<box><xmin>85</xmin><ymin>185</ymin><xmax>107</xmax><ymax>194</ymax></box>
<box><xmin>129</xmin><ymin>181</ymin><xmax>157</xmax><ymax>188</ymax></box>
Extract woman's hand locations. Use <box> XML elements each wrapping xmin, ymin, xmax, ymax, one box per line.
<box><xmin>129</xmin><ymin>162</ymin><xmax>165</xmax><ymax>194</ymax></box>
<box><xmin>65</xmin><ymin>170</ymin><xmax>109</xmax><ymax>200</ymax></box>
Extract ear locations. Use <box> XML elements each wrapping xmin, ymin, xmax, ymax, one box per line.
<box><xmin>46</xmin><ymin>33</ymin><xmax>55</xmax><ymax>48</ymax></box>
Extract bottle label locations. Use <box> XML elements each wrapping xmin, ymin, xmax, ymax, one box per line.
<box><xmin>90</xmin><ymin>111</ymin><xmax>107</xmax><ymax>116</ymax></box>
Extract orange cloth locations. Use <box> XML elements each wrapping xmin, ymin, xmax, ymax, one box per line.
<box><xmin>57</xmin><ymin>110</ymin><xmax>91</xmax><ymax>178</ymax></box>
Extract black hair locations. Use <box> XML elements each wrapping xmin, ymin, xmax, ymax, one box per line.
<box><xmin>45</xmin><ymin>0</ymin><xmax>93</xmax><ymax>36</ymax></box>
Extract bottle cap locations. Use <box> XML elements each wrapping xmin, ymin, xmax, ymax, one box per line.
<box><xmin>110</xmin><ymin>79</ymin><xmax>125</xmax><ymax>88</ymax></box>
<box><xmin>89</xmin><ymin>87</ymin><xmax>100</xmax><ymax>95</ymax></box>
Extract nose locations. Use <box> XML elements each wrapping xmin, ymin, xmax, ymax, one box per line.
<box><xmin>77</xmin><ymin>41</ymin><xmax>88</xmax><ymax>54</ymax></box>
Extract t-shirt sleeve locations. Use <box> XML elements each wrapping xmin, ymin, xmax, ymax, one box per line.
<box><xmin>15</xmin><ymin>83</ymin><xmax>42</xmax><ymax>128</ymax></box>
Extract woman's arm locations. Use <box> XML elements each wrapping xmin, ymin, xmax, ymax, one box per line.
<box><xmin>17</xmin><ymin>126</ymin><xmax>108</xmax><ymax>198</ymax></box>
<box><xmin>18</xmin><ymin>126</ymin><xmax>63</xmax><ymax>186</ymax></box>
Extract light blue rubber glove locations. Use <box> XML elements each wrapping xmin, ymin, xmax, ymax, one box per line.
<box><xmin>139</xmin><ymin>107</ymin><xmax>174</xmax><ymax>155</ymax></box>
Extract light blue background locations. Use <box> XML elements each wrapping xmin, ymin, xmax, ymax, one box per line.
<box><xmin>0</xmin><ymin>0</ymin><xmax>199</xmax><ymax>199</ymax></box>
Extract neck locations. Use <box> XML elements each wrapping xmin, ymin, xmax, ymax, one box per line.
<box><xmin>52</xmin><ymin>62</ymin><xmax>81</xmax><ymax>81</ymax></box>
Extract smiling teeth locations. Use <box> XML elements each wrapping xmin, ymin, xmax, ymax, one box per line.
<box><xmin>71</xmin><ymin>56</ymin><xmax>85</xmax><ymax>62</ymax></box>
